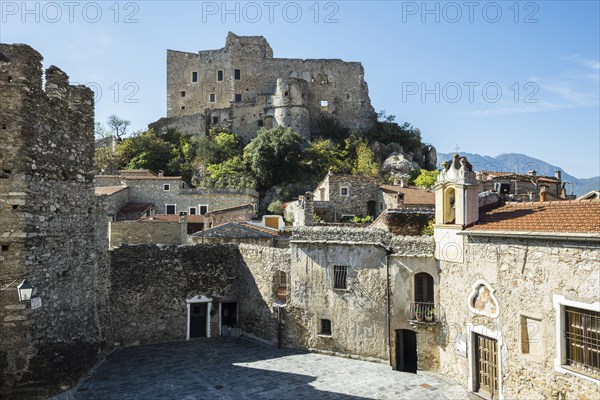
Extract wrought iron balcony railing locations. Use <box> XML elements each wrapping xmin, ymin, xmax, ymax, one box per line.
<box><xmin>405</xmin><ymin>301</ymin><xmax>443</xmax><ymax>324</ymax></box>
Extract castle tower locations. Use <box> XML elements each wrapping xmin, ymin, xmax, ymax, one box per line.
<box><xmin>0</xmin><ymin>44</ymin><xmax>109</xmax><ymax>397</ymax></box>
<box><xmin>272</xmin><ymin>77</ymin><xmax>310</xmax><ymax>140</ymax></box>
<box><xmin>433</xmin><ymin>154</ymin><xmax>481</xmax><ymax>262</ymax></box>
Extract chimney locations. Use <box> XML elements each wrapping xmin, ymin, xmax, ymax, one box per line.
<box><xmin>395</xmin><ymin>192</ymin><xmax>405</xmax><ymax>209</ymax></box>
<box><xmin>555</xmin><ymin>170</ymin><xmax>562</xmax><ymax>182</ymax></box>
<box><xmin>158</xmin><ymin>170</ymin><xmax>164</xmax><ymax>177</ymax></box>
<box><xmin>400</xmin><ymin>178</ymin><xmax>408</xmax><ymax>188</ymax></box>
<box><xmin>540</xmin><ymin>185</ymin><xmax>547</xmax><ymax>202</ymax></box>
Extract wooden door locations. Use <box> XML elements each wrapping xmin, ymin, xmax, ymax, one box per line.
<box><xmin>395</xmin><ymin>329</ymin><xmax>418</xmax><ymax>373</ymax></box>
<box><xmin>475</xmin><ymin>334</ymin><xmax>499</xmax><ymax>398</ymax></box>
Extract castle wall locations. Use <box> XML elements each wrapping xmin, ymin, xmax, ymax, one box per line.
<box><xmin>437</xmin><ymin>235</ymin><xmax>600</xmax><ymax>399</ymax></box>
<box><xmin>163</xmin><ymin>33</ymin><xmax>376</xmax><ymax>140</ymax></box>
<box><xmin>109</xmin><ymin>244</ymin><xmax>240</xmax><ymax>345</ymax></box>
<box><xmin>0</xmin><ymin>44</ymin><xmax>110</xmax><ymax>397</ymax></box>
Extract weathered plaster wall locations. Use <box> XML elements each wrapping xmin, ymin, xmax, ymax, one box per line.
<box><xmin>0</xmin><ymin>44</ymin><xmax>109</xmax><ymax>398</ymax></box>
<box><xmin>237</xmin><ymin>244</ymin><xmax>291</xmax><ymax>346</ymax></box>
<box><xmin>438</xmin><ymin>235</ymin><xmax>600</xmax><ymax>399</ymax></box>
<box><xmin>109</xmin><ymin>244</ymin><xmax>240</xmax><ymax>345</ymax></box>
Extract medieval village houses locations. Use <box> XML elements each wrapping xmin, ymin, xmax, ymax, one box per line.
<box><xmin>1</xmin><ymin>43</ymin><xmax>598</xmax><ymax>400</ymax></box>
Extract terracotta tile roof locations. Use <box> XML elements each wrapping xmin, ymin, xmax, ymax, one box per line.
<box><xmin>379</xmin><ymin>185</ymin><xmax>435</xmax><ymax>206</ymax></box>
<box><xmin>237</xmin><ymin>222</ymin><xmax>280</xmax><ymax>236</ymax></box>
<box><xmin>115</xmin><ymin>202</ymin><xmax>154</xmax><ymax>221</ymax></box>
<box><xmin>95</xmin><ymin>186</ymin><xmax>128</xmax><ymax>196</ymax></box>
<box><xmin>138</xmin><ymin>214</ymin><xmax>205</xmax><ymax>223</ymax></box>
<box><xmin>466</xmin><ymin>199</ymin><xmax>600</xmax><ymax>233</ymax></box>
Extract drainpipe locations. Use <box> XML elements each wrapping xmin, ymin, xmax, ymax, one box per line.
<box><xmin>386</xmin><ymin>250</ymin><xmax>392</xmax><ymax>367</ymax></box>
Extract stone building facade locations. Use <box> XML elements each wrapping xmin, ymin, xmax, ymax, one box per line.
<box><xmin>434</xmin><ymin>154</ymin><xmax>600</xmax><ymax>399</ymax></box>
<box><xmin>311</xmin><ymin>173</ymin><xmax>380</xmax><ymax>221</ymax></box>
<box><xmin>150</xmin><ymin>32</ymin><xmax>376</xmax><ymax>140</ymax></box>
<box><xmin>0</xmin><ymin>44</ymin><xmax>110</xmax><ymax>397</ymax></box>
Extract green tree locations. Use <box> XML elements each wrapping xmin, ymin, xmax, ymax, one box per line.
<box><xmin>352</xmin><ymin>141</ymin><xmax>379</xmax><ymax>176</ymax></box>
<box><xmin>243</xmin><ymin>127</ymin><xmax>304</xmax><ymax>189</ymax></box>
<box><xmin>196</xmin><ymin>130</ymin><xmax>242</xmax><ymax>167</ymax></box>
<box><xmin>107</xmin><ymin>114</ymin><xmax>131</xmax><ymax>141</ymax></box>
<box><xmin>267</xmin><ymin>199</ymin><xmax>283</xmax><ymax>215</ymax></box>
<box><xmin>203</xmin><ymin>156</ymin><xmax>255</xmax><ymax>189</ymax></box>
<box><xmin>413</xmin><ymin>169</ymin><xmax>439</xmax><ymax>188</ymax></box>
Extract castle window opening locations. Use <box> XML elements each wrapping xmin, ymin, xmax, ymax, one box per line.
<box><xmin>1</xmin><ymin>124</ymin><xmax>6</xmax><ymax>129</ymax></box>
<box><xmin>181</xmin><ymin>106</ymin><xmax>185</xmax><ymax>110</ymax></box>
<box><xmin>192</xmin><ymin>71</ymin><xmax>198</xmax><ymax>82</ymax></box>
<box><xmin>181</xmin><ymin>91</ymin><xmax>186</xmax><ymax>97</ymax></box>
<box><xmin>1</xmin><ymin>244</ymin><xmax>9</xmax><ymax>252</ymax></box>
<box><xmin>234</xmin><ymin>94</ymin><xmax>242</xmax><ymax>103</ymax></box>
<box><xmin>217</xmin><ymin>70</ymin><xmax>224</xmax><ymax>81</ymax></box>
<box><xmin>320</xmin><ymin>319</ymin><xmax>332</xmax><ymax>336</ymax></box>
<box><xmin>257</xmin><ymin>119</ymin><xmax>264</xmax><ymax>127</ymax></box>
<box><xmin>166</xmin><ymin>204</ymin><xmax>176</xmax><ymax>214</ymax></box>
<box><xmin>12</xmin><ymin>204</ymin><xmax>18</xmax><ymax>210</ymax></box>
<box><xmin>333</xmin><ymin>265</ymin><xmax>348</xmax><ymax>290</ymax></box>
<box><xmin>234</xmin><ymin>69</ymin><xmax>241</xmax><ymax>80</ymax></box>
<box><xmin>209</xmin><ymin>93</ymin><xmax>216</xmax><ymax>103</ymax></box>
<box><xmin>163</xmin><ymin>184</ymin><xmax>170</xmax><ymax>191</ymax></box>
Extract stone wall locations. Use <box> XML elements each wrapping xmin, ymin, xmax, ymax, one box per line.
<box><xmin>109</xmin><ymin>244</ymin><xmax>240</xmax><ymax>345</ymax></box>
<box><xmin>371</xmin><ymin>210</ymin><xmax>434</xmax><ymax>236</ymax></box>
<box><xmin>0</xmin><ymin>44</ymin><xmax>109</xmax><ymax>398</ymax></box>
<box><xmin>97</xmin><ymin>187</ymin><xmax>130</xmax><ymax>218</ymax></box>
<box><xmin>313</xmin><ymin>175</ymin><xmax>380</xmax><ymax>221</ymax></box>
<box><xmin>149</xmin><ymin>113</ymin><xmax>208</xmax><ymax>137</ymax></box>
<box><xmin>437</xmin><ymin>234</ymin><xmax>600</xmax><ymax>399</ymax></box>
<box><xmin>109</xmin><ymin>220</ymin><xmax>186</xmax><ymax>248</ymax></box>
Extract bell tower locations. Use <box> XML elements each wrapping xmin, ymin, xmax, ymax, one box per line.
<box><xmin>433</xmin><ymin>154</ymin><xmax>481</xmax><ymax>262</ymax></box>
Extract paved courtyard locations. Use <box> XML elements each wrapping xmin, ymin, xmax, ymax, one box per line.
<box><xmin>52</xmin><ymin>337</ymin><xmax>473</xmax><ymax>400</ymax></box>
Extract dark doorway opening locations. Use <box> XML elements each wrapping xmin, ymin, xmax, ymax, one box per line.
<box><xmin>395</xmin><ymin>329</ymin><xmax>417</xmax><ymax>373</ymax></box>
<box><xmin>221</xmin><ymin>302</ymin><xmax>237</xmax><ymax>329</ymax></box>
<box><xmin>367</xmin><ymin>200</ymin><xmax>377</xmax><ymax>219</ymax></box>
<box><xmin>190</xmin><ymin>303</ymin><xmax>207</xmax><ymax>338</ymax></box>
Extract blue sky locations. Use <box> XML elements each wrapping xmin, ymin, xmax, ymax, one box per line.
<box><xmin>1</xmin><ymin>1</ymin><xmax>599</xmax><ymax>178</ymax></box>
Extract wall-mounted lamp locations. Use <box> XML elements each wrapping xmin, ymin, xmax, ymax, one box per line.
<box><xmin>17</xmin><ymin>280</ymin><xmax>33</xmax><ymax>302</ymax></box>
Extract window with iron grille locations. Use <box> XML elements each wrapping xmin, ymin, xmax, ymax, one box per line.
<box><xmin>320</xmin><ymin>319</ymin><xmax>332</xmax><ymax>336</ymax></box>
<box><xmin>276</xmin><ymin>271</ymin><xmax>288</xmax><ymax>302</ymax></box>
<box><xmin>333</xmin><ymin>265</ymin><xmax>348</xmax><ymax>290</ymax></box>
<box><xmin>565</xmin><ymin>307</ymin><xmax>600</xmax><ymax>378</ymax></box>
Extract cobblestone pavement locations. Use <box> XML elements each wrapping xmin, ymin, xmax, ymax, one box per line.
<box><xmin>51</xmin><ymin>337</ymin><xmax>474</xmax><ymax>400</ymax></box>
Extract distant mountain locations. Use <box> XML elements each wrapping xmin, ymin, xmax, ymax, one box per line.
<box><xmin>437</xmin><ymin>152</ymin><xmax>599</xmax><ymax>197</ymax></box>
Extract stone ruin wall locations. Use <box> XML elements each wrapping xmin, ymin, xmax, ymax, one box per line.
<box><xmin>161</xmin><ymin>33</ymin><xmax>376</xmax><ymax>141</ymax></box>
<box><xmin>0</xmin><ymin>44</ymin><xmax>110</xmax><ymax>397</ymax></box>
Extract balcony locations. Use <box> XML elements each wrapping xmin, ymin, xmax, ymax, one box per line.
<box><xmin>405</xmin><ymin>301</ymin><xmax>443</xmax><ymax>325</ymax></box>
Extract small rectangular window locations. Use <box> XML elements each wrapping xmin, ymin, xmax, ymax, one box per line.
<box><xmin>192</xmin><ymin>71</ymin><xmax>198</xmax><ymax>82</ymax></box>
<box><xmin>181</xmin><ymin>91</ymin><xmax>186</xmax><ymax>97</ymax></box>
<box><xmin>320</xmin><ymin>319</ymin><xmax>332</xmax><ymax>336</ymax></box>
<box><xmin>1</xmin><ymin>244</ymin><xmax>9</xmax><ymax>252</ymax></box>
<box><xmin>163</xmin><ymin>184</ymin><xmax>170</xmax><ymax>191</ymax></box>
<box><xmin>333</xmin><ymin>265</ymin><xmax>348</xmax><ymax>290</ymax></box>
<box><xmin>320</xmin><ymin>100</ymin><xmax>329</xmax><ymax>109</ymax></box>
<box><xmin>166</xmin><ymin>204</ymin><xmax>176</xmax><ymax>215</ymax></box>
<box><xmin>199</xmin><ymin>205</ymin><xmax>208</xmax><ymax>215</ymax></box>
<box><xmin>340</xmin><ymin>187</ymin><xmax>349</xmax><ymax>196</ymax></box>
<box><xmin>257</xmin><ymin>119</ymin><xmax>264</xmax><ymax>127</ymax></box>
<box><xmin>234</xmin><ymin>69</ymin><xmax>241</xmax><ymax>80</ymax></box>
<box><xmin>212</xmin><ymin>116</ymin><xmax>219</xmax><ymax>124</ymax></box>
<box><xmin>217</xmin><ymin>70</ymin><xmax>224</xmax><ymax>81</ymax></box>
<box><xmin>189</xmin><ymin>207</ymin><xmax>197</xmax><ymax>215</ymax></box>
<box><xmin>209</xmin><ymin>93</ymin><xmax>216</xmax><ymax>103</ymax></box>
<box><xmin>234</xmin><ymin>94</ymin><xmax>242</xmax><ymax>103</ymax></box>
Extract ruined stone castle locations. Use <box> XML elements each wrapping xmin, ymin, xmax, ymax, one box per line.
<box><xmin>2</xmin><ymin>45</ymin><xmax>599</xmax><ymax>400</ymax></box>
<box><xmin>149</xmin><ymin>32</ymin><xmax>377</xmax><ymax>140</ymax></box>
